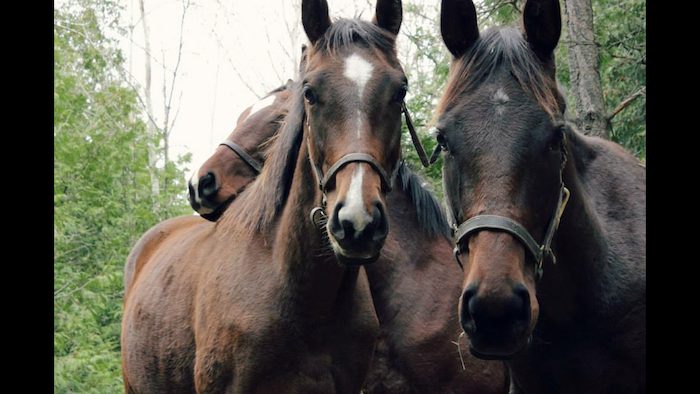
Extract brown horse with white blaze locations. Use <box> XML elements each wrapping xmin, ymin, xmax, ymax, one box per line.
<box><xmin>435</xmin><ymin>0</ymin><xmax>646</xmax><ymax>392</ymax></box>
<box><xmin>122</xmin><ymin>1</ymin><xmax>413</xmax><ymax>392</ymax></box>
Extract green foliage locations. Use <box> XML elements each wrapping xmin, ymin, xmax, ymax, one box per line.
<box><xmin>400</xmin><ymin>3</ymin><xmax>451</xmax><ymax>198</ymax></box>
<box><xmin>593</xmin><ymin>0</ymin><xmax>646</xmax><ymax>159</ymax></box>
<box><xmin>476</xmin><ymin>0</ymin><xmax>646</xmax><ymax>159</ymax></box>
<box><xmin>54</xmin><ymin>1</ymin><xmax>191</xmax><ymax>392</ymax></box>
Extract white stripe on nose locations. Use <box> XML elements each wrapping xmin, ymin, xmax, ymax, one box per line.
<box><xmin>344</xmin><ymin>53</ymin><xmax>373</xmax><ymax>139</ymax></box>
<box><xmin>338</xmin><ymin>166</ymin><xmax>372</xmax><ymax>234</ymax></box>
<box><xmin>189</xmin><ymin>172</ymin><xmax>213</xmax><ymax>214</ymax></box>
<box><xmin>190</xmin><ymin>172</ymin><xmax>202</xmax><ymax>204</ymax></box>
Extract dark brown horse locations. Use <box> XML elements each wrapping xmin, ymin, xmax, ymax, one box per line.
<box><xmin>435</xmin><ymin>0</ymin><xmax>646</xmax><ymax>392</ymax></box>
<box><xmin>122</xmin><ymin>1</ymin><xmax>421</xmax><ymax>392</ymax></box>
<box><xmin>188</xmin><ymin>59</ymin><xmax>508</xmax><ymax>394</ymax></box>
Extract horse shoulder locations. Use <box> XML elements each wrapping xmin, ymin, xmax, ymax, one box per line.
<box><xmin>121</xmin><ymin>215</ymin><xmax>215</xmax><ymax>393</ymax></box>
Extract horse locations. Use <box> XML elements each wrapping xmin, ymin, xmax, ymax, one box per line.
<box><xmin>434</xmin><ymin>0</ymin><xmax>646</xmax><ymax>392</ymax></box>
<box><xmin>121</xmin><ymin>0</ymin><xmax>421</xmax><ymax>392</ymax></box>
<box><xmin>187</xmin><ymin>80</ymin><xmax>293</xmax><ymax>221</ymax></box>
<box><xmin>188</xmin><ymin>50</ymin><xmax>509</xmax><ymax>394</ymax></box>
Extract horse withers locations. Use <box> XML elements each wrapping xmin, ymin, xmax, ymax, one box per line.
<box><xmin>434</xmin><ymin>0</ymin><xmax>646</xmax><ymax>392</ymax></box>
<box><xmin>122</xmin><ymin>0</ymin><xmax>414</xmax><ymax>392</ymax></box>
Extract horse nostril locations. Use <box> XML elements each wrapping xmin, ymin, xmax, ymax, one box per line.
<box><xmin>462</xmin><ymin>283</ymin><xmax>531</xmax><ymax>335</ymax></box>
<box><xmin>199</xmin><ymin>172</ymin><xmax>219</xmax><ymax>199</ymax></box>
<box><xmin>513</xmin><ymin>283</ymin><xmax>531</xmax><ymax>321</ymax></box>
<box><xmin>371</xmin><ymin>201</ymin><xmax>388</xmax><ymax>241</ymax></box>
<box><xmin>461</xmin><ymin>285</ymin><xmax>478</xmax><ymax>332</ymax></box>
<box><xmin>330</xmin><ymin>201</ymin><xmax>388</xmax><ymax>245</ymax></box>
<box><xmin>329</xmin><ymin>202</ymin><xmax>346</xmax><ymax>240</ymax></box>
<box><xmin>188</xmin><ymin>182</ymin><xmax>196</xmax><ymax>202</ymax></box>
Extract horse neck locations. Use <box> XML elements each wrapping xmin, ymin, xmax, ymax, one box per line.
<box><xmin>271</xmin><ymin>135</ymin><xmax>358</xmax><ymax>315</ymax></box>
<box><xmin>537</xmin><ymin>132</ymin><xmax>616</xmax><ymax>326</ymax></box>
<box><xmin>366</xmin><ymin>185</ymin><xmax>459</xmax><ymax>326</ymax></box>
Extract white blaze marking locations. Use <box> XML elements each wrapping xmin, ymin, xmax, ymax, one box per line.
<box><xmin>189</xmin><ymin>172</ymin><xmax>213</xmax><ymax>214</ymax></box>
<box><xmin>344</xmin><ymin>53</ymin><xmax>374</xmax><ymax>138</ymax></box>
<box><xmin>344</xmin><ymin>53</ymin><xmax>374</xmax><ymax>98</ymax></box>
<box><xmin>243</xmin><ymin>95</ymin><xmax>276</xmax><ymax>123</ymax></box>
<box><xmin>338</xmin><ymin>166</ymin><xmax>371</xmax><ymax>234</ymax></box>
<box><xmin>493</xmin><ymin>88</ymin><xmax>509</xmax><ymax>103</ymax></box>
<box><xmin>493</xmin><ymin>88</ymin><xmax>509</xmax><ymax>116</ymax></box>
<box><xmin>355</xmin><ymin>110</ymin><xmax>363</xmax><ymax>138</ymax></box>
<box><xmin>190</xmin><ymin>172</ymin><xmax>201</xmax><ymax>203</ymax></box>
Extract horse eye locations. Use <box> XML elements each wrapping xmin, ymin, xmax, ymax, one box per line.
<box><xmin>303</xmin><ymin>87</ymin><xmax>316</xmax><ymax>105</ymax></box>
<box><xmin>395</xmin><ymin>85</ymin><xmax>408</xmax><ymax>102</ymax></box>
<box><xmin>435</xmin><ymin>131</ymin><xmax>447</xmax><ymax>148</ymax></box>
<box><xmin>550</xmin><ymin>124</ymin><xmax>566</xmax><ymax>150</ymax></box>
<box><xmin>435</xmin><ymin>130</ymin><xmax>448</xmax><ymax>151</ymax></box>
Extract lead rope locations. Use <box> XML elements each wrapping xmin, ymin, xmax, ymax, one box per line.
<box><xmin>401</xmin><ymin>102</ymin><xmax>431</xmax><ymax>168</ymax></box>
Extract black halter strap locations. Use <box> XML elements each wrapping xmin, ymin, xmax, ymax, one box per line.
<box><xmin>219</xmin><ymin>140</ymin><xmax>263</xmax><ymax>174</ymax></box>
<box><xmin>307</xmin><ymin>137</ymin><xmax>399</xmax><ymax>194</ymax></box>
<box><xmin>307</xmin><ymin>100</ymin><xmax>429</xmax><ymax>195</ymax></box>
<box><xmin>451</xmin><ymin>185</ymin><xmax>570</xmax><ymax>279</ymax></box>
<box><xmin>306</xmin><ymin>102</ymin><xmax>430</xmax><ymax>227</ymax></box>
<box><xmin>449</xmin><ymin>132</ymin><xmax>570</xmax><ymax>281</ymax></box>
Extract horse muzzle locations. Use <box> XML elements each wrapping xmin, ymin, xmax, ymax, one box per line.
<box><xmin>460</xmin><ymin>282</ymin><xmax>533</xmax><ymax>360</ymax></box>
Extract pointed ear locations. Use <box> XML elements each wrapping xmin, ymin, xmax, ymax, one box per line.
<box><xmin>372</xmin><ymin>0</ymin><xmax>402</xmax><ymax>36</ymax></box>
<box><xmin>523</xmin><ymin>0</ymin><xmax>562</xmax><ymax>60</ymax></box>
<box><xmin>302</xmin><ymin>0</ymin><xmax>332</xmax><ymax>44</ymax></box>
<box><xmin>440</xmin><ymin>0</ymin><xmax>479</xmax><ymax>59</ymax></box>
<box><xmin>298</xmin><ymin>44</ymin><xmax>308</xmax><ymax>75</ymax></box>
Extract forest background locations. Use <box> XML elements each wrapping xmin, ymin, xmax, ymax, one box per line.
<box><xmin>53</xmin><ymin>0</ymin><xmax>645</xmax><ymax>392</ymax></box>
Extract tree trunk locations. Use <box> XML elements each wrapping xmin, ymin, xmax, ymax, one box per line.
<box><xmin>137</xmin><ymin>0</ymin><xmax>161</xmax><ymax>198</ymax></box>
<box><xmin>563</xmin><ymin>0</ymin><xmax>610</xmax><ymax>138</ymax></box>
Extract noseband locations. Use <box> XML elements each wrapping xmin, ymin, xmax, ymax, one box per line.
<box><xmin>219</xmin><ymin>140</ymin><xmax>263</xmax><ymax>174</ymax></box>
<box><xmin>308</xmin><ymin>102</ymin><xmax>429</xmax><ymax>226</ymax></box>
<box><xmin>448</xmin><ymin>132</ymin><xmax>571</xmax><ymax>282</ymax></box>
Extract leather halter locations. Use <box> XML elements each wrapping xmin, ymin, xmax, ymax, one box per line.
<box><xmin>219</xmin><ymin>140</ymin><xmax>263</xmax><ymax>174</ymax></box>
<box><xmin>448</xmin><ymin>133</ymin><xmax>571</xmax><ymax>282</ymax></box>
<box><xmin>308</xmin><ymin>101</ymin><xmax>429</xmax><ymax>226</ymax></box>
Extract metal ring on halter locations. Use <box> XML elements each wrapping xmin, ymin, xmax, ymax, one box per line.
<box><xmin>309</xmin><ymin>206</ymin><xmax>327</xmax><ymax>229</ymax></box>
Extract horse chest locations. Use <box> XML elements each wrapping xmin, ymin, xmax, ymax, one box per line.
<box><xmin>200</xmin><ymin>316</ymin><xmax>375</xmax><ymax>393</ymax></box>
<box><xmin>510</xmin><ymin>332</ymin><xmax>644</xmax><ymax>394</ymax></box>
<box><xmin>192</xmin><ymin>283</ymin><xmax>378</xmax><ymax>393</ymax></box>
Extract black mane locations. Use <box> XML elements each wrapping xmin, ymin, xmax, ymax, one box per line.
<box><xmin>438</xmin><ymin>27</ymin><xmax>565</xmax><ymax>119</ymax></box>
<box><xmin>397</xmin><ymin>163</ymin><xmax>451</xmax><ymax>239</ymax></box>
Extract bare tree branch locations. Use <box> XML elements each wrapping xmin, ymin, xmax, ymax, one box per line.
<box><xmin>608</xmin><ymin>86</ymin><xmax>646</xmax><ymax>121</ymax></box>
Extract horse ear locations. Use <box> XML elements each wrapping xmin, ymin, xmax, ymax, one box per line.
<box><xmin>302</xmin><ymin>0</ymin><xmax>332</xmax><ymax>44</ymax></box>
<box><xmin>440</xmin><ymin>0</ymin><xmax>479</xmax><ymax>59</ymax></box>
<box><xmin>522</xmin><ymin>0</ymin><xmax>562</xmax><ymax>60</ymax></box>
<box><xmin>298</xmin><ymin>44</ymin><xmax>308</xmax><ymax>76</ymax></box>
<box><xmin>372</xmin><ymin>0</ymin><xmax>402</xmax><ymax>36</ymax></box>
